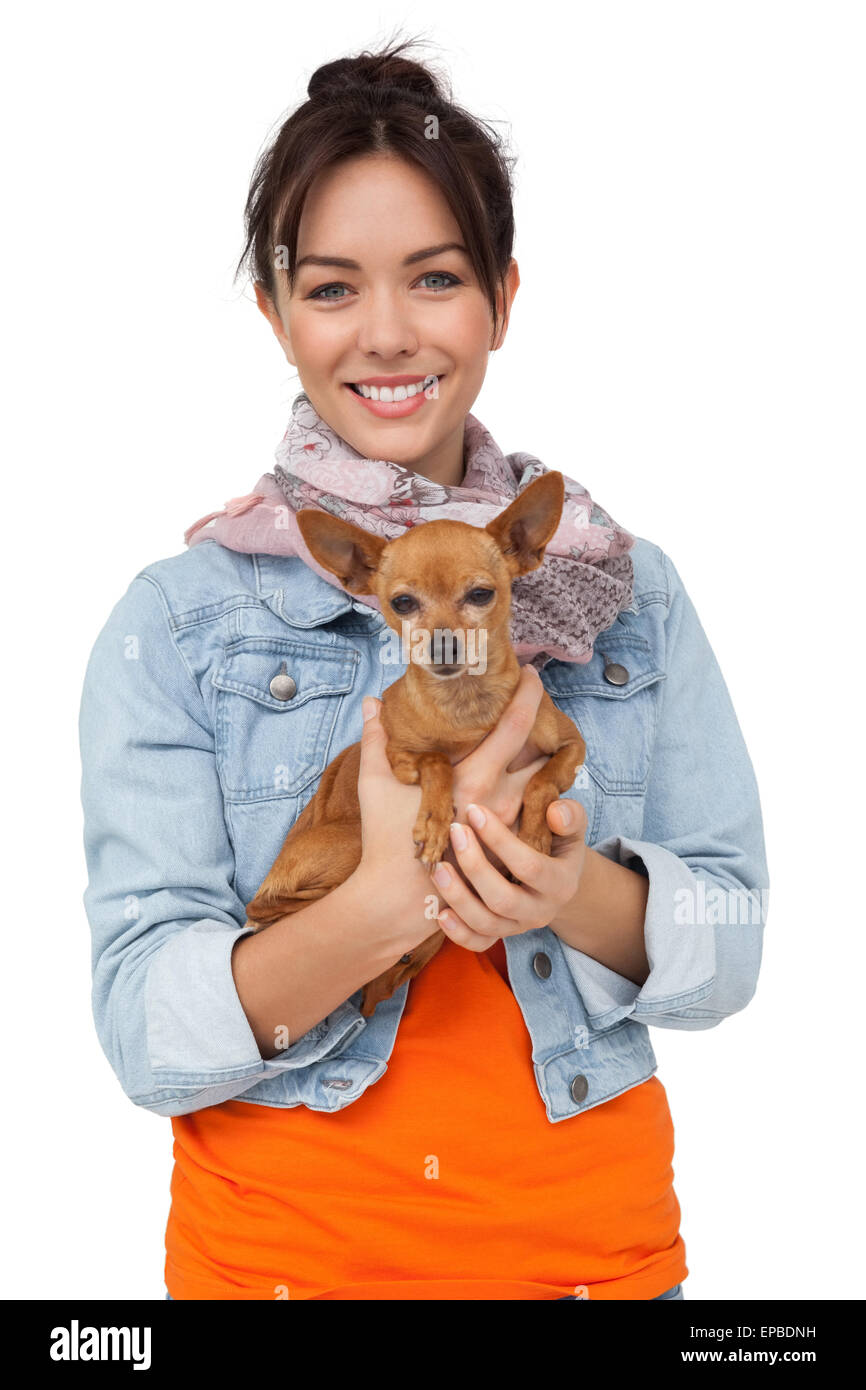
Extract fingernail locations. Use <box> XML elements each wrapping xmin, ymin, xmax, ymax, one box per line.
<box><xmin>433</xmin><ymin>864</ymin><xmax>451</xmax><ymax>887</ymax></box>
<box><xmin>362</xmin><ymin>697</ymin><xmax>376</xmax><ymax>722</ymax></box>
<box><xmin>466</xmin><ymin>803</ymin><xmax>486</xmax><ymax>830</ymax></box>
<box><xmin>450</xmin><ymin>822</ymin><xmax>468</xmax><ymax>851</ymax></box>
<box><xmin>557</xmin><ymin>801</ymin><xmax>572</xmax><ymax>827</ymax></box>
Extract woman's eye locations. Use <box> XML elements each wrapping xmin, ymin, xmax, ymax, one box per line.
<box><xmin>309</xmin><ymin>283</ymin><xmax>350</xmax><ymax>301</ymax></box>
<box><xmin>419</xmin><ymin>271</ymin><xmax>461</xmax><ymax>292</ymax></box>
<box><xmin>308</xmin><ymin>272</ymin><xmax>461</xmax><ymax>302</ymax></box>
<box><xmin>466</xmin><ymin>588</ymin><xmax>494</xmax><ymax>605</ymax></box>
<box><xmin>390</xmin><ymin>595</ymin><xmax>418</xmax><ymax>614</ymax></box>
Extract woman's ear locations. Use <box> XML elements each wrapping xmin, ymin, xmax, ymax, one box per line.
<box><xmin>254</xmin><ymin>280</ymin><xmax>296</xmax><ymax>366</ymax></box>
<box><xmin>490</xmin><ymin>258</ymin><xmax>520</xmax><ymax>351</ymax></box>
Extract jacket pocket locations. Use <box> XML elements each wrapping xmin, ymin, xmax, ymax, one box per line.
<box><xmin>543</xmin><ymin>634</ymin><xmax>666</xmax><ymax>843</ymax></box>
<box><xmin>213</xmin><ymin>637</ymin><xmax>359</xmax><ymax>801</ymax></box>
<box><xmin>544</xmin><ymin>633</ymin><xmax>665</xmax><ymax>793</ymax></box>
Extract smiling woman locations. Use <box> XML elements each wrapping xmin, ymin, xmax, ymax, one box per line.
<box><xmin>241</xmin><ymin>41</ymin><xmax>518</xmax><ymax>488</ymax></box>
<box><xmin>258</xmin><ymin>165</ymin><xmax>503</xmax><ymax>470</ymax></box>
<box><xmin>79</xmin><ymin>30</ymin><xmax>769</xmax><ymax>1304</ymax></box>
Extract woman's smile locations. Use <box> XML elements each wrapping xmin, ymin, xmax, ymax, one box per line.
<box><xmin>252</xmin><ymin>147</ymin><xmax>510</xmax><ymax>486</ymax></box>
<box><xmin>344</xmin><ymin>371</ymin><xmax>443</xmax><ymax>418</ymax></box>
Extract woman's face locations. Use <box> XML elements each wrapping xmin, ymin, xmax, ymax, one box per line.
<box><xmin>256</xmin><ymin>153</ymin><xmax>519</xmax><ymax>484</ymax></box>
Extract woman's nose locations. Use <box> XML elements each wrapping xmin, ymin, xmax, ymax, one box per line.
<box><xmin>356</xmin><ymin>291</ymin><xmax>420</xmax><ymax>358</ymax></box>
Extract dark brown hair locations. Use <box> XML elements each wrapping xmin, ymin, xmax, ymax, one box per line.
<box><xmin>235</xmin><ymin>32</ymin><xmax>516</xmax><ymax>346</ymax></box>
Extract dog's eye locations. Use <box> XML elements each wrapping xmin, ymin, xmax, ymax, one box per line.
<box><xmin>465</xmin><ymin>588</ymin><xmax>495</xmax><ymax>605</ymax></box>
<box><xmin>390</xmin><ymin>594</ymin><xmax>418</xmax><ymax>615</ymax></box>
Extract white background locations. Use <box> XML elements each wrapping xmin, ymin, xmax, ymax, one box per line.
<box><xmin>3</xmin><ymin>0</ymin><xmax>863</xmax><ymax>1301</ymax></box>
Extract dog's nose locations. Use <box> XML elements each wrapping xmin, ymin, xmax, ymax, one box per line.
<box><xmin>431</xmin><ymin>635</ymin><xmax>462</xmax><ymax>667</ymax></box>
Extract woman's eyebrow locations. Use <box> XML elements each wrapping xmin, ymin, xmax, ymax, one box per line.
<box><xmin>296</xmin><ymin>241</ymin><xmax>468</xmax><ymax>271</ymax></box>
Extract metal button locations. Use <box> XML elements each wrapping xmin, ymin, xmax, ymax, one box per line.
<box><xmin>603</xmin><ymin>661</ymin><xmax>629</xmax><ymax>686</ymax></box>
<box><xmin>269</xmin><ymin>661</ymin><xmax>297</xmax><ymax>701</ymax></box>
<box><xmin>399</xmin><ymin>953</ymin><xmax>413</xmax><ymax>964</ymax></box>
<box><xmin>570</xmin><ymin>1074</ymin><xmax>589</xmax><ymax>1104</ymax></box>
<box><xmin>532</xmin><ymin>952</ymin><xmax>552</xmax><ymax>979</ymax></box>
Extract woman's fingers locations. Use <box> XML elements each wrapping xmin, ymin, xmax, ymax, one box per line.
<box><xmin>451</xmin><ymin>750</ymin><xmax>549</xmax><ymax>830</ymax></box>
<box><xmin>358</xmin><ymin>697</ymin><xmax>391</xmax><ymax>783</ymax></box>
<box><xmin>430</xmin><ymin>837</ymin><xmax>513</xmax><ymax>944</ymax></box>
<box><xmin>509</xmin><ymin>752</ymin><xmax>551</xmax><ymax>792</ymax></box>
<box><xmin>546</xmin><ymin>797</ymin><xmax>588</xmax><ymax>844</ymax></box>
<box><xmin>434</xmin><ymin>800</ymin><xmax>588</xmax><ymax>951</ymax></box>
<box><xmin>431</xmin><ymin>807</ymin><xmax>550</xmax><ymax>933</ymax></box>
<box><xmin>436</xmin><ymin>911</ymin><xmax>498</xmax><ymax>953</ymax></box>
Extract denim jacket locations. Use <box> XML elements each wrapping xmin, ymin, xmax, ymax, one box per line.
<box><xmin>78</xmin><ymin>536</ymin><xmax>769</xmax><ymax>1123</ymax></box>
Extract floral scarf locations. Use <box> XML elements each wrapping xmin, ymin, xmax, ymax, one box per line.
<box><xmin>184</xmin><ymin>392</ymin><xmax>635</xmax><ymax>669</ymax></box>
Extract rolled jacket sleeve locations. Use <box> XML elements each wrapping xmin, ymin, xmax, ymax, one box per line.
<box><xmin>79</xmin><ymin>573</ymin><xmax>363</xmax><ymax>1117</ymax></box>
<box><xmin>559</xmin><ymin>552</ymin><xmax>769</xmax><ymax>1032</ymax></box>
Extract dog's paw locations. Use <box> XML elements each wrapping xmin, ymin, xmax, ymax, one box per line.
<box><xmin>414</xmin><ymin>816</ymin><xmax>452</xmax><ymax>869</ymax></box>
<box><xmin>413</xmin><ymin>806</ymin><xmax>431</xmax><ymax>858</ymax></box>
<box><xmin>517</xmin><ymin>822</ymin><xmax>553</xmax><ymax>858</ymax></box>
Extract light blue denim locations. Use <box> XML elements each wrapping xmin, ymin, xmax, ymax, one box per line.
<box><xmin>79</xmin><ymin>537</ymin><xmax>768</xmax><ymax>1123</ymax></box>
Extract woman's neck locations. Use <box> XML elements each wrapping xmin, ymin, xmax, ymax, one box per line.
<box><xmin>407</xmin><ymin>417</ymin><xmax>467</xmax><ymax>487</ymax></box>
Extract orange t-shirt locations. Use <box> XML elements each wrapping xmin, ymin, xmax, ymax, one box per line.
<box><xmin>165</xmin><ymin>932</ymin><xmax>687</xmax><ymax>1300</ymax></box>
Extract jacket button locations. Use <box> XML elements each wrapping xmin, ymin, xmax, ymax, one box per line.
<box><xmin>532</xmin><ymin>952</ymin><xmax>552</xmax><ymax>979</ymax></box>
<box><xmin>269</xmin><ymin>662</ymin><xmax>297</xmax><ymax>701</ymax></box>
<box><xmin>570</xmin><ymin>1074</ymin><xmax>589</xmax><ymax>1104</ymax></box>
<box><xmin>603</xmin><ymin>660</ymin><xmax>629</xmax><ymax>686</ymax></box>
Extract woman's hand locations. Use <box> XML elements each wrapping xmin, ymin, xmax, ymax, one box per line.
<box><xmin>447</xmin><ymin>663</ymin><xmax>557</xmax><ymax>875</ymax></box>
<box><xmin>353</xmin><ymin>700</ymin><xmax>443</xmax><ymax>955</ymax></box>
<box><xmin>430</xmin><ymin>796</ymin><xmax>588</xmax><ymax>951</ymax></box>
<box><xmin>354</xmin><ymin>663</ymin><xmax>587</xmax><ymax>956</ymax></box>
<box><xmin>436</xmin><ymin>663</ymin><xmax>589</xmax><ymax>949</ymax></box>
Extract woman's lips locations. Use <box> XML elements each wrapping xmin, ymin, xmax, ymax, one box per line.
<box><xmin>343</xmin><ymin>377</ymin><xmax>442</xmax><ymax>418</ymax></box>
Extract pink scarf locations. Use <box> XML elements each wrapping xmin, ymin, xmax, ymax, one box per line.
<box><xmin>185</xmin><ymin>392</ymin><xmax>635</xmax><ymax>669</ymax></box>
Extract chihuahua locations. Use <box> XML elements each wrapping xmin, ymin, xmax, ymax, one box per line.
<box><xmin>244</xmin><ymin>470</ymin><xmax>587</xmax><ymax>1016</ymax></box>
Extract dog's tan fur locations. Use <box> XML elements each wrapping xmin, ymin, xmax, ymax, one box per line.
<box><xmin>245</xmin><ymin>470</ymin><xmax>586</xmax><ymax>1016</ymax></box>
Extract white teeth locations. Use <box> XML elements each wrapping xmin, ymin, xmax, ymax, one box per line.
<box><xmin>353</xmin><ymin>373</ymin><xmax>438</xmax><ymax>401</ymax></box>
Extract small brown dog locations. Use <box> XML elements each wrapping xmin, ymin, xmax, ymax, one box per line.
<box><xmin>245</xmin><ymin>470</ymin><xmax>587</xmax><ymax>1015</ymax></box>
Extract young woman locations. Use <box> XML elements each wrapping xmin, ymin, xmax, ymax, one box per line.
<box><xmin>79</xmin><ymin>37</ymin><xmax>768</xmax><ymax>1301</ymax></box>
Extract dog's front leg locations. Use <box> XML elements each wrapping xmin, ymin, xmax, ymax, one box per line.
<box><xmin>516</xmin><ymin>737</ymin><xmax>587</xmax><ymax>859</ymax></box>
<box><xmin>402</xmin><ymin>751</ymin><xmax>455</xmax><ymax>869</ymax></box>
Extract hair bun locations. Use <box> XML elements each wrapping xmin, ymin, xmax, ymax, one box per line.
<box><xmin>308</xmin><ymin>53</ymin><xmax>440</xmax><ymax>103</ymax></box>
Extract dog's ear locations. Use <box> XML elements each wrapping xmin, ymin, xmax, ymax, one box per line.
<box><xmin>296</xmin><ymin>509</ymin><xmax>387</xmax><ymax>595</ymax></box>
<box><xmin>485</xmin><ymin>471</ymin><xmax>565</xmax><ymax>578</ymax></box>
